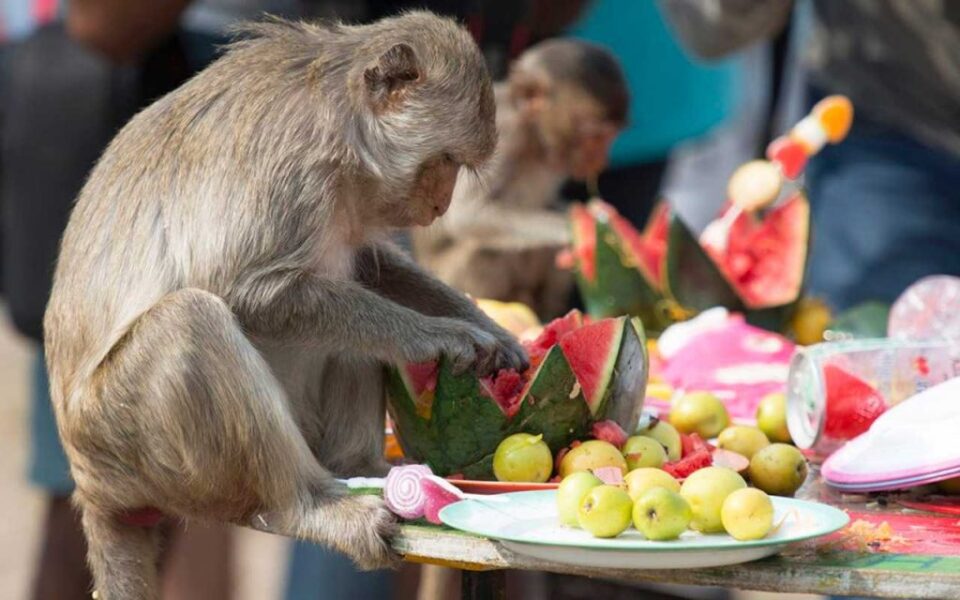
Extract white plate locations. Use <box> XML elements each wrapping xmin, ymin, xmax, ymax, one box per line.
<box><xmin>440</xmin><ymin>490</ymin><xmax>848</xmax><ymax>570</ymax></box>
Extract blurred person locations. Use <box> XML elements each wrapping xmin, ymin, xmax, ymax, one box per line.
<box><xmin>1</xmin><ymin>2</ymin><xmax>239</xmax><ymax>598</ymax></box>
<box><xmin>658</xmin><ymin>0</ymin><xmax>960</xmax><ymax>311</ymax></box>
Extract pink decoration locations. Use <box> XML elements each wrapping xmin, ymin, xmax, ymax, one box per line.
<box><xmin>659</xmin><ymin>313</ymin><xmax>795</xmax><ymax>421</ymax></box>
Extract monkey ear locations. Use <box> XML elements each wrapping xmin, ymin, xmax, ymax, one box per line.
<box><xmin>364</xmin><ymin>43</ymin><xmax>421</xmax><ymax>111</ymax></box>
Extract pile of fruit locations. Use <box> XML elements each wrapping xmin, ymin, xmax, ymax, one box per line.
<box><xmin>385</xmin><ymin>309</ymin><xmax>647</xmax><ymax>479</ymax></box>
<box><xmin>550</xmin><ymin>416</ymin><xmax>808</xmax><ymax>541</ymax></box>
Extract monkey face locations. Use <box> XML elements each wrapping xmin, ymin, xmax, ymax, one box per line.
<box><xmin>405</xmin><ymin>154</ymin><xmax>461</xmax><ymax>226</ymax></box>
<box><xmin>539</xmin><ymin>97</ymin><xmax>621</xmax><ymax>181</ymax></box>
<box><xmin>358</xmin><ymin>16</ymin><xmax>497</xmax><ymax>228</ymax></box>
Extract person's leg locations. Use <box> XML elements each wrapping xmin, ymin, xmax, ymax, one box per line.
<box><xmin>161</xmin><ymin>522</ymin><xmax>235</xmax><ymax>600</ymax></box>
<box><xmin>805</xmin><ymin>109</ymin><xmax>960</xmax><ymax>311</ymax></box>
<box><xmin>284</xmin><ymin>540</ymin><xmax>392</xmax><ymax>600</ymax></box>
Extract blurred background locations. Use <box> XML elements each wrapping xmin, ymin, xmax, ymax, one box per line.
<box><xmin>1</xmin><ymin>0</ymin><xmax>956</xmax><ymax>599</ymax></box>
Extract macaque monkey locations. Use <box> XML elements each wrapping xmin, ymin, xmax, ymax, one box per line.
<box><xmin>412</xmin><ymin>39</ymin><xmax>628</xmax><ymax>318</ymax></box>
<box><xmin>43</xmin><ymin>12</ymin><xmax>528</xmax><ymax>599</ymax></box>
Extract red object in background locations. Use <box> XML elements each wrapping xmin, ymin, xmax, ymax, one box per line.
<box><xmin>823</xmin><ymin>364</ymin><xmax>887</xmax><ymax>440</ymax></box>
<box><xmin>766</xmin><ymin>136</ymin><xmax>809</xmax><ymax>180</ymax></box>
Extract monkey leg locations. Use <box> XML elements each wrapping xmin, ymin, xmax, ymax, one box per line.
<box><xmin>74</xmin><ymin>289</ymin><xmax>396</xmax><ymax>597</ymax></box>
<box><xmin>81</xmin><ymin>507</ymin><xmax>164</xmax><ymax>600</ymax></box>
<box><xmin>299</xmin><ymin>356</ymin><xmax>392</xmax><ymax>478</ymax></box>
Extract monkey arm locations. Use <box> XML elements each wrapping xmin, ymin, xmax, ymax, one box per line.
<box><xmin>356</xmin><ymin>243</ymin><xmax>489</xmax><ymax>320</ymax></box>
<box><xmin>442</xmin><ymin>203</ymin><xmax>571</xmax><ymax>251</ymax></box>
<box><xmin>225</xmin><ymin>266</ymin><xmax>525</xmax><ymax>373</ymax></box>
<box><xmin>355</xmin><ymin>243</ymin><xmax>530</xmax><ymax>369</ymax></box>
<box><xmin>228</xmin><ymin>268</ymin><xmax>437</xmax><ymax>357</ymax></box>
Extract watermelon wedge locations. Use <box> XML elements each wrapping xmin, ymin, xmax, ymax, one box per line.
<box><xmin>386</xmin><ymin>313</ymin><xmax>648</xmax><ymax>479</ymax></box>
<box><xmin>523</xmin><ymin>310</ymin><xmax>584</xmax><ymax>368</ymax></box>
<box><xmin>567</xmin><ymin>200</ymin><xmax>674</xmax><ymax>333</ymax></box>
<box><xmin>702</xmin><ymin>194</ymin><xmax>810</xmax><ymax>309</ymax></box>
<box><xmin>560</xmin><ymin>318</ymin><xmax>625</xmax><ymax>415</ymax></box>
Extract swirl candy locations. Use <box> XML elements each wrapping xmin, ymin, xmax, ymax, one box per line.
<box><xmin>383</xmin><ymin>464</ymin><xmax>434</xmax><ymax>519</ymax></box>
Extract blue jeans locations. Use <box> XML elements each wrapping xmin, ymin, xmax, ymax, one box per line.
<box><xmin>805</xmin><ymin>97</ymin><xmax>960</xmax><ymax>311</ymax></box>
<box><xmin>28</xmin><ymin>348</ymin><xmax>74</xmax><ymax>495</ymax></box>
<box><xmin>284</xmin><ymin>541</ymin><xmax>391</xmax><ymax>600</ymax></box>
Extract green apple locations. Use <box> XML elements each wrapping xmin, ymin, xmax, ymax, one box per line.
<box><xmin>559</xmin><ymin>440</ymin><xmax>628</xmax><ymax>478</ymax></box>
<box><xmin>624</xmin><ymin>467</ymin><xmax>680</xmax><ymax>501</ymax></box>
<box><xmin>670</xmin><ymin>392</ymin><xmax>730</xmax><ymax>439</ymax></box>
<box><xmin>633</xmin><ymin>487</ymin><xmax>692</xmax><ymax>541</ymax></box>
<box><xmin>748</xmin><ymin>443</ymin><xmax>808</xmax><ymax>496</ymax></box>
<box><xmin>636</xmin><ymin>419</ymin><xmax>682</xmax><ymax>461</ymax></box>
<box><xmin>576</xmin><ymin>485</ymin><xmax>633</xmax><ymax>538</ymax></box>
<box><xmin>622</xmin><ymin>436</ymin><xmax>667</xmax><ymax>470</ymax></box>
<box><xmin>721</xmin><ymin>488</ymin><xmax>774</xmax><ymax>540</ymax></box>
<box><xmin>756</xmin><ymin>392</ymin><xmax>792</xmax><ymax>443</ymax></box>
<box><xmin>556</xmin><ymin>472</ymin><xmax>603</xmax><ymax>527</ymax></box>
<box><xmin>717</xmin><ymin>426</ymin><xmax>770</xmax><ymax>459</ymax></box>
<box><xmin>493</xmin><ymin>433</ymin><xmax>553</xmax><ymax>483</ymax></box>
<box><xmin>679</xmin><ymin>466</ymin><xmax>747</xmax><ymax>533</ymax></box>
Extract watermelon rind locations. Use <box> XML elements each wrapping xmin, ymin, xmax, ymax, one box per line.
<box><xmin>664</xmin><ymin>214</ymin><xmax>744</xmax><ymax>314</ymax></box>
<box><xmin>575</xmin><ymin>214</ymin><xmax>672</xmax><ymax>333</ymax></box>
<box><xmin>602</xmin><ymin>317</ymin><xmax>648</xmax><ymax>430</ymax></box>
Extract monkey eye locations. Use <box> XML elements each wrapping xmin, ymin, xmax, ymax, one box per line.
<box><xmin>443</xmin><ymin>153</ymin><xmax>460</xmax><ymax>166</ymax></box>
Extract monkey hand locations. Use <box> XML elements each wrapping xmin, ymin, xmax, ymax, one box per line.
<box><xmin>471</xmin><ymin>314</ymin><xmax>531</xmax><ymax>374</ymax></box>
<box><xmin>403</xmin><ymin>317</ymin><xmax>525</xmax><ymax>377</ymax></box>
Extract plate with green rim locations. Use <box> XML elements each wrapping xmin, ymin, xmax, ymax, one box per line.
<box><xmin>439</xmin><ymin>490</ymin><xmax>848</xmax><ymax>569</ymax></box>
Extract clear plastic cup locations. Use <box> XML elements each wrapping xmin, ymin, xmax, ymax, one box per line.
<box><xmin>786</xmin><ymin>338</ymin><xmax>960</xmax><ymax>458</ymax></box>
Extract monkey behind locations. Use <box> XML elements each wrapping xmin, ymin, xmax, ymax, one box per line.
<box><xmin>45</xmin><ymin>13</ymin><xmax>525</xmax><ymax>599</ymax></box>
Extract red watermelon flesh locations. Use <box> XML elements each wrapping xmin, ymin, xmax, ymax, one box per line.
<box><xmin>570</xmin><ymin>204</ymin><xmax>597</xmax><ymax>282</ymax></box>
<box><xmin>403</xmin><ymin>361</ymin><xmax>439</xmax><ymax>419</ymax></box>
<box><xmin>559</xmin><ymin>317</ymin><xmax>625</xmax><ymax>415</ymax></box>
<box><xmin>523</xmin><ymin>309</ymin><xmax>584</xmax><ymax>368</ymax></box>
<box><xmin>479</xmin><ymin>369</ymin><xmax>526</xmax><ymax>418</ymax></box>
<box><xmin>662</xmin><ymin>448</ymin><xmax>713</xmax><ymax>479</ymax></box>
<box><xmin>591</xmin><ymin>420</ymin><xmax>628</xmax><ymax>448</ymax></box>
<box><xmin>701</xmin><ymin>193</ymin><xmax>809</xmax><ymax>308</ymax></box>
<box><xmin>592</xmin><ymin>200</ymin><xmax>669</xmax><ymax>286</ymax></box>
<box><xmin>823</xmin><ymin>364</ymin><xmax>887</xmax><ymax>440</ymax></box>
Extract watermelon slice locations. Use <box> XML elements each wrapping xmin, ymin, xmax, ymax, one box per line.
<box><xmin>823</xmin><ymin>364</ymin><xmax>887</xmax><ymax>440</ymax></box>
<box><xmin>593</xmin><ymin>200</ymin><xmax>669</xmax><ymax>285</ymax></box>
<box><xmin>702</xmin><ymin>193</ymin><xmax>810</xmax><ymax>309</ymax></box>
<box><xmin>386</xmin><ymin>314</ymin><xmax>648</xmax><ymax>479</ymax></box>
<box><xmin>567</xmin><ymin>201</ymin><xmax>673</xmax><ymax>332</ymax></box>
<box><xmin>559</xmin><ymin>317</ymin><xmax>626</xmax><ymax>415</ymax></box>
<box><xmin>523</xmin><ymin>310</ymin><xmax>584</xmax><ymax>368</ymax></box>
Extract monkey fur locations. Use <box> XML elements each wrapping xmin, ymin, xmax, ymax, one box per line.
<box><xmin>412</xmin><ymin>39</ymin><xmax>628</xmax><ymax>319</ymax></box>
<box><xmin>43</xmin><ymin>13</ymin><xmax>528</xmax><ymax>600</ymax></box>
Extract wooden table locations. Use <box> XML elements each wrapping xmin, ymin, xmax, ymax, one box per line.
<box><xmin>391</xmin><ymin>475</ymin><xmax>960</xmax><ymax>599</ymax></box>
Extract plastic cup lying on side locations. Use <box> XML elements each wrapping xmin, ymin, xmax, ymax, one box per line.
<box><xmin>786</xmin><ymin>338</ymin><xmax>960</xmax><ymax>459</ymax></box>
